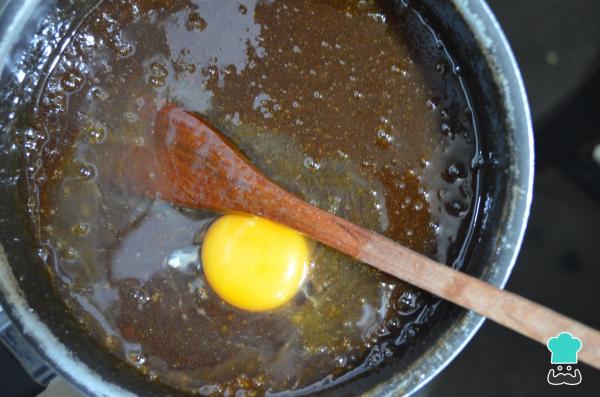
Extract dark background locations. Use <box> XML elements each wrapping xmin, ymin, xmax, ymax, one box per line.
<box><xmin>1</xmin><ymin>0</ymin><xmax>599</xmax><ymax>396</ymax></box>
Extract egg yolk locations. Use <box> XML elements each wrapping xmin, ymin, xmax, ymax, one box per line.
<box><xmin>201</xmin><ymin>214</ymin><xmax>309</xmax><ymax>311</ymax></box>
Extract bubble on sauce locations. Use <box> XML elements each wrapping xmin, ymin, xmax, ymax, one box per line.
<box><xmin>174</xmin><ymin>60</ymin><xmax>197</xmax><ymax>76</ymax></box>
<box><xmin>366</xmin><ymin>346</ymin><xmax>385</xmax><ymax>367</ymax></box>
<box><xmin>20</xmin><ymin>127</ymin><xmax>47</xmax><ymax>158</ymax></box>
<box><xmin>253</xmin><ymin>92</ymin><xmax>274</xmax><ymax>119</ymax></box>
<box><xmin>186</xmin><ymin>12</ymin><xmax>207</xmax><ymax>31</ymax></box>
<box><xmin>442</xmin><ymin>161</ymin><xmax>467</xmax><ymax>183</ymax></box>
<box><xmin>148</xmin><ymin>75</ymin><xmax>164</xmax><ymax>87</ymax></box>
<box><xmin>61</xmin><ymin>69</ymin><xmax>85</xmax><ymax>92</ymax></box>
<box><xmin>202</xmin><ymin>64</ymin><xmax>219</xmax><ymax>80</ymax></box>
<box><xmin>390</xmin><ymin>64</ymin><xmax>408</xmax><ymax>77</ymax></box>
<box><xmin>445</xmin><ymin>199</ymin><xmax>469</xmax><ymax>217</ymax></box>
<box><xmin>116</xmin><ymin>42</ymin><xmax>135</xmax><ymax>58</ymax></box>
<box><xmin>147</xmin><ymin>61</ymin><xmax>169</xmax><ymax>88</ymax></box>
<box><xmin>63</xmin><ymin>246</ymin><xmax>80</xmax><ymax>261</ymax></box>
<box><xmin>148</xmin><ymin>370</ymin><xmax>159</xmax><ymax>381</ymax></box>
<box><xmin>441</xmin><ymin>122</ymin><xmax>451</xmax><ymax>135</ymax></box>
<box><xmin>71</xmin><ymin>222</ymin><xmax>90</xmax><ymax>236</ymax></box>
<box><xmin>127</xmin><ymin>351</ymin><xmax>147</xmax><ymax>368</ymax></box>
<box><xmin>436</xmin><ymin>61</ymin><xmax>448</xmax><ymax>75</ymax></box>
<box><xmin>368</xmin><ymin>12</ymin><xmax>386</xmax><ymax>24</ymax></box>
<box><xmin>150</xmin><ymin>62</ymin><xmax>169</xmax><ymax>79</ymax></box>
<box><xmin>77</xmin><ymin>32</ymin><xmax>99</xmax><ymax>52</ymax></box>
<box><xmin>82</xmin><ymin>122</ymin><xmax>107</xmax><ymax>144</ymax></box>
<box><xmin>394</xmin><ymin>291</ymin><xmax>421</xmax><ymax>315</ymax></box>
<box><xmin>23</xmin><ymin>127</ymin><xmax>42</xmax><ymax>142</ymax></box>
<box><xmin>303</xmin><ymin>156</ymin><xmax>321</xmax><ymax>170</ymax></box>
<box><xmin>88</xmin><ymin>86</ymin><xmax>109</xmax><ymax>101</ymax></box>
<box><xmin>426</xmin><ymin>97</ymin><xmax>438</xmax><ymax>110</ymax></box>
<box><xmin>36</xmin><ymin>246</ymin><xmax>51</xmax><ymax>263</ymax></box>
<box><xmin>78</xmin><ymin>164</ymin><xmax>96</xmax><ymax>180</ymax></box>
<box><xmin>375</xmin><ymin>129</ymin><xmax>394</xmax><ymax>148</ymax></box>
<box><xmin>126</xmin><ymin>284</ymin><xmax>150</xmax><ymax>307</ymax></box>
<box><xmin>41</xmin><ymin>90</ymin><xmax>67</xmax><ymax>115</ymax></box>
<box><xmin>123</xmin><ymin>111</ymin><xmax>139</xmax><ymax>124</ymax></box>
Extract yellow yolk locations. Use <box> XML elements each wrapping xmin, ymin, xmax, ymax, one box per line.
<box><xmin>201</xmin><ymin>214</ymin><xmax>309</xmax><ymax>311</ymax></box>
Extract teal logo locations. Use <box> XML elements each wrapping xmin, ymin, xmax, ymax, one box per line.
<box><xmin>547</xmin><ymin>332</ymin><xmax>582</xmax><ymax>364</ymax></box>
<box><xmin>546</xmin><ymin>332</ymin><xmax>582</xmax><ymax>386</ymax></box>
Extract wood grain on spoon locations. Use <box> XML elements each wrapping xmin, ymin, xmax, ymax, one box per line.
<box><xmin>119</xmin><ymin>104</ymin><xmax>600</xmax><ymax>369</ymax></box>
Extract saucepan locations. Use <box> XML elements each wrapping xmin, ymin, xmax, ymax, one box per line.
<box><xmin>0</xmin><ymin>0</ymin><xmax>533</xmax><ymax>395</ymax></box>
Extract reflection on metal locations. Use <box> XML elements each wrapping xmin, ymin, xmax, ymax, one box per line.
<box><xmin>592</xmin><ymin>143</ymin><xmax>600</xmax><ymax>166</ymax></box>
<box><xmin>0</xmin><ymin>304</ymin><xmax>55</xmax><ymax>386</ymax></box>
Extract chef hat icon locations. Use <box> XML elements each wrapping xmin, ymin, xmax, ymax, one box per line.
<box><xmin>547</xmin><ymin>332</ymin><xmax>582</xmax><ymax>364</ymax></box>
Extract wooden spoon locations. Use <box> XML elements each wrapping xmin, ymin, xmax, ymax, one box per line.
<box><xmin>118</xmin><ymin>104</ymin><xmax>600</xmax><ymax>369</ymax></box>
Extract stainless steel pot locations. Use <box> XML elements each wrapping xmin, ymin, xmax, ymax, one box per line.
<box><xmin>0</xmin><ymin>0</ymin><xmax>533</xmax><ymax>395</ymax></box>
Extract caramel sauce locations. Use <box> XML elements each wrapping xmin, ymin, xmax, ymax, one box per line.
<box><xmin>20</xmin><ymin>0</ymin><xmax>478</xmax><ymax>394</ymax></box>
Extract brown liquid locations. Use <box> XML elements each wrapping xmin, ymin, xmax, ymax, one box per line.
<box><xmin>21</xmin><ymin>0</ymin><xmax>477</xmax><ymax>394</ymax></box>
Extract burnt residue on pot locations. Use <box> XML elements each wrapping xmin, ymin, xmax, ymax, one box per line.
<box><xmin>2</xmin><ymin>0</ymin><xmax>484</xmax><ymax>395</ymax></box>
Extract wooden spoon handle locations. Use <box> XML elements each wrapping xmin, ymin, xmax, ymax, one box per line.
<box><xmin>260</xmin><ymin>189</ymin><xmax>600</xmax><ymax>369</ymax></box>
<box><xmin>359</xmin><ymin>236</ymin><xmax>600</xmax><ymax>369</ymax></box>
